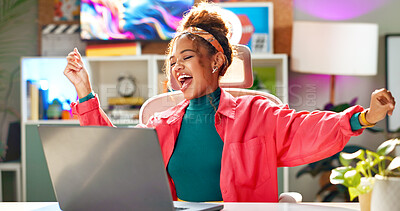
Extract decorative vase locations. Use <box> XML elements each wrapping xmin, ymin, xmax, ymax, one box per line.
<box><xmin>371</xmin><ymin>175</ymin><xmax>400</xmax><ymax>211</ymax></box>
<box><xmin>359</xmin><ymin>191</ymin><xmax>371</xmax><ymax>211</ymax></box>
<box><xmin>358</xmin><ymin>177</ymin><xmax>374</xmax><ymax>211</ymax></box>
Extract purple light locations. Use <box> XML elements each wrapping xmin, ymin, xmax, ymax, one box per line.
<box><xmin>294</xmin><ymin>0</ymin><xmax>391</xmax><ymax>20</ymax></box>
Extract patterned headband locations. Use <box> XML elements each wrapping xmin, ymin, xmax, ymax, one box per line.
<box><xmin>183</xmin><ymin>27</ymin><xmax>225</xmax><ymax>54</ymax></box>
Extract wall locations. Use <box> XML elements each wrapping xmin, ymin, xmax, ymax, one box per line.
<box><xmin>289</xmin><ymin>0</ymin><xmax>400</xmax><ymax>202</ymax></box>
<box><xmin>0</xmin><ymin>0</ymin><xmax>38</xmax><ymax>201</ymax></box>
<box><xmin>0</xmin><ymin>0</ymin><xmax>38</xmax><ymax>159</ymax></box>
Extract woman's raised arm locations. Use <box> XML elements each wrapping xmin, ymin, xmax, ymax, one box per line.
<box><xmin>64</xmin><ymin>48</ymin><xmax>92</xmax><ymax>99</ymax></box>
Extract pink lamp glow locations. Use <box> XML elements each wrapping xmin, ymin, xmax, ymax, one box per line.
<box><xmin>294</xmin><ymin>0</ymin><xmax>391</xmax><ymax>20</ymax></box>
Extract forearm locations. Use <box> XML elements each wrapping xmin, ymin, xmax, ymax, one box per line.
<box><xmin>75</xmin><ymin>82</ymin><xmax>92</xmax><ymax>99</ymax></box>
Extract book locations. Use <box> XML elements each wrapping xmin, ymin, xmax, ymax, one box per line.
<box><xmin>26</xmin><ymin>80</ymin><xmax>32</xmax><ymax>120</ymax></box>
<box><xmin>108</xmin><ymin>106</ymin><xmax>140</xmax><ymax>120</ymax></box>
<box><xmin>86</xmin><ymin>42</ymin><xmax>141</xmax><ymax>57</ymax></box>
<box><xmin>39</xmin><ymin>88</ymin><xmax>49</xmax><ymax>119</ymax></box>
<box><xmin>107</xmin><ymin>96</ymin><xmax>145</xmax><ymax>106</ymax></box>
<box><xmin>30</xmin><ymin>82</ymin><xmax>39</xmax><ymax>120</ymax></box>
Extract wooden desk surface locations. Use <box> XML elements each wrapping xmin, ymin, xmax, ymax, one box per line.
<box><xmin>0</xmin><ymin>202</ymin><xmax>360</xmax><ymax>211</ymax></box>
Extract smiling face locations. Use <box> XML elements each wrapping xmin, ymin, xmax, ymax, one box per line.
<box><xmin>169</xmin><ymin>35</ymin><xmax>220</xmax><ymax>100</ymax></box>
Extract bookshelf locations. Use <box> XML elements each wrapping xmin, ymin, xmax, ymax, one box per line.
<box><xmin>20</xmin><ymin>54</ymin><xmax>288</xmax><ymax>201</ymax></box>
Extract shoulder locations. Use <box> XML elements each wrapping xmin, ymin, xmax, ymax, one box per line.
<box><xmin>221</xmin><ymin>88</ymin><xmax>283</xmax><ymax>105</ymax></box>
<box><xmin>145</xmin><ymin>99</ymin><xmax>189</xmax><ymax>126</ymax></box>
<box><xmin>235</xmin><ymin>95</ymin><xmax>289</xmax><ymax>116</ymax></box>
<box><xmin>231</xmin><ymin>93</ymin><xmax>285</xmax><ymax>109</ymax></box>
<box><xmin>218</xmin><ymin>89</ymin><xmax>288</xmax><ymax>119</ymax></box>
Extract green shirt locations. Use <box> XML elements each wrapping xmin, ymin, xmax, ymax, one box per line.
<box><xmin>167</xmin><ymin>87</ymin><xmax>223</xmax><ymax>202</ymax></box>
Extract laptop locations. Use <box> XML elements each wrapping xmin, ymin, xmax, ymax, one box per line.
<box><xmin>38</xmin><ymin>125</ymin><xmax>223</xmax><ymax>211</ymax></box>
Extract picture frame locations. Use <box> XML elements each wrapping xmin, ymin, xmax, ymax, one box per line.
<box><xmin>218</xmin><ymin>2</ymin><xmax>274</xmax><ymax>54</ymax></box>
<box><xmin>54</xmin><ymin>0</ymin><xmax>80</xmax><ymax>22</ymax></box>
<box><xmin>385</xmin><ymin>34</ymin><xmax>400</xmax><ymax>132</ymax></box>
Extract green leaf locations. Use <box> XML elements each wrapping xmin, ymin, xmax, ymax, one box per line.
<box><xmin>339</xmin><ymin>150</ymin><xmax>364</xmax><ymax>166</ymax></box>
<box><xmin>331</xmin><ymin>103</ymin><xmax>351</xmax><ymax>112</ymax></box>
<box><xmin>344</xmin><ymin>170</ymin><xmax>361</xmax><ymax>187</ymax></box>
<box><xmin>366</xmin><ymin>150</ymin><xmax>379</xmax><ymax>160</ymax></box>
<box><xmin>388</xmin><ymin>156</ymin><xmax>400</xmax><ymax>171</ymax></box>
<box><xmin>356</xmin><ymin>161</ymin><xmax>368</xmax><ymax>177</ymax></box>
<box><xmin>348</xmin><ymin>187</ymin><xmax>363</xmax><ymax>201</ymax></box>
<box><xmin>330</xmin><ymin>166</ymin><xmax>353</xmax><ymax>185</ymax></box>
<box><xmin>377</xmin><ymin>138</ymin><xmax>400</xmax><ymax>156</ymax></box>
<box><xmin>366</xmin><ymin>150</ymin><xmax>380</xmax><ymax>166</ymax></box>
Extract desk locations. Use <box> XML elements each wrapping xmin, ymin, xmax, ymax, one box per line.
<box><xmin>0</xmin><ymin>202</ymin><xmax>360</xmax><ymax>211</ymax></box>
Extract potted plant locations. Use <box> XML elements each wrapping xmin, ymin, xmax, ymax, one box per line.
<box><xmin>330</xmin><ymin>138</ymin><xmax>400</xmax><ymax>211</ymax></box>
<box><xmin>296</xmin><ymin>145</ymin><xmax>365</xmax><ymax>202</ymax></box>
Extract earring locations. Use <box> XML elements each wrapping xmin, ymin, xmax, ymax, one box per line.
<box><xmin>212</xmin><ymin>66</ymin><xmax>218</xmax><ymax>74</ymax></box>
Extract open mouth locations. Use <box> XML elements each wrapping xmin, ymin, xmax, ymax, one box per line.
<box><xmin>178</xmin><ymin>74</ymin><xmax>193</xmax><ymax>91</ymax></box>
<box><xmin>178</xmin><ymin>74</ymin><xmax>193</xmax><ymax>85</ymax></box>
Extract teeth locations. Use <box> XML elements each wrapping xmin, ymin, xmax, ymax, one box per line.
<box><xmin>178</xmin><ymin>74</ymin><xmax>192</xmax><ymax>81</ymax></box>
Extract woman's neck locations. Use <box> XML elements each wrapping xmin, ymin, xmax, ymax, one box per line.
<box><xmin>188</xmin><ymin>87</ymin><xmax>221</xmax><ymax>109</ymax></box>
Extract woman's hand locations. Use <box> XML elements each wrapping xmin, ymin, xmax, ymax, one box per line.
<box><xmin>365</xmin><ymin>88</ymin><xmax>396</xmax><ymax>124</ymax></box>
<box><xmin>64</xmin><ymin>48</ymin><xmax>92</xmax><ymax>98</ymax></box>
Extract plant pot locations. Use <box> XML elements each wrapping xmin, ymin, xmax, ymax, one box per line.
<box><xmin>358</xmin><ymin>177</ymin><xmax>374</xmax><ymax>211</ymax></box>
<box><xmin>359</xmin><ymin>191</ymin><xmax>371</xmax><ymax>211</ymax></box>
<box><xmin>371</xmin><ymin>175</ymin><xmax>400</xmax><ymax>211</ymax></box>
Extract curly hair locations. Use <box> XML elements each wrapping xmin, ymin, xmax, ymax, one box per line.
<box><xmin>165</xmin><ymin>1</ymin><xmax>234</xmax><ymax>86</ymax></box>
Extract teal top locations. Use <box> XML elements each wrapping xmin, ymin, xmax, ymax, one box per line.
<box><xmin>350</xmin><ymin>112</ymin><xmax>363</xmax><ymax>131</ymax></box>
<box><xmin>167</xmin><ymin>87</ymin><xmax>223</xmax><ymax>202</ymax></box>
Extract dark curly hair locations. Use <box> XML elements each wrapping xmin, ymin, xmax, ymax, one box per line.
<box><xmin>165</xmin><ymin>1</ymin><xmax>234</xmax><ymax>86</ymax></box>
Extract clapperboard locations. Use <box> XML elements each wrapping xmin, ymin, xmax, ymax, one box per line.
<box><xmin>41</xmin><ymin>24</ymin><xmax>86</xmax><ymax>56</ymax></box>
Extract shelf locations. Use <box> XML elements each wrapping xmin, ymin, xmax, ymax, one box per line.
<box><xmin>25</xmin><ymin>120</ymin><xmax>80</xmax><ymax>125</ymax></box>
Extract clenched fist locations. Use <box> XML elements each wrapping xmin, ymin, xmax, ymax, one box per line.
<box><xmin>64</xmin><ymin>48</ymin><xmax>92</xmax><ymax>98</ymax></box>
<box><xmin>364</xmin><ymin>88</ymin><xmax>396</xmax><ymax>125</ymax></box>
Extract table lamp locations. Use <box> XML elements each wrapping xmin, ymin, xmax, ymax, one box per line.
<box><xmin>291</xmin><ymin>21</ymin><xmax>378</xmax><ymax>104</ymax></box>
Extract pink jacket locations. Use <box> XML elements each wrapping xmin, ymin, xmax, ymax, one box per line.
<box><xmin>71</xmin><ymin>89</ymin><xmax>364</xmax><ymax>202</ymax></box>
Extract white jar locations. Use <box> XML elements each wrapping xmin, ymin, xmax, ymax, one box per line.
<box><xmin>371</xmin><ymin>175</ymin><xmax>400</xmax><ymax>211</ymax></box>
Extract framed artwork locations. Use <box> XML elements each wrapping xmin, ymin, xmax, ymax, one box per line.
<box><xmin>218</xmin><ymin>2</ymin><xmax>274</xmax><ymax>54</ymax></box>
<box><xmin>54</xmin><ymin>0</ymin><xmax>80</xmax><ymax>21</ymax></box>
<box><xmin>385</xmin><ymin>34</ymin><xmax>400</xmax><ymax>132</ymax></box>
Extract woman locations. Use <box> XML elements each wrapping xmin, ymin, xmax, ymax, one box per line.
<box><xmin>64</xmin><ymin>2</ymin><xmax>395</xmax><ymax>202</ymax></box>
